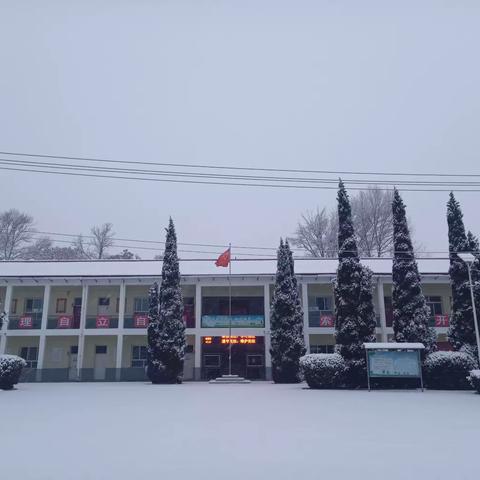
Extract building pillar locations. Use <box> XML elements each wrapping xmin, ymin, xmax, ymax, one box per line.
<box><xmin>263</xmin><ymin>283</ymin><xmax>272</xmax><ymax>381</ymax></box>
<box><xmin>194</xmin><ymin>283</ymin><xmax>202</xmax><ymax>380</ymax></box>
<box><xmin>0</xmin><ymin>284</ymin><xmax>13</xmax><ymax>355</ymax></box>
<box><xmin>301</xmin><ymin>282</ymin><xmax>310</xmax><ymax>353</ymax></box>
<box><xmin>115</xmin><ymin>334</ymin><xmax>123</xmax><ymax>381</ymax></box>
<box><xmin>36</xmin><ymin>285</ymin><xmax>51</xmax><ymax>381</ymax></box>
<box><xmin>77</xmin><ymin>284</ymin><xmax>89</xmax><ymax>381</ymax></box>
<box><xmin>377</xmin><ymin>279</ymin><xmax>388</xmax><ymax>342</ymax></box>
<box><xmin>118</xmin><ymin>281</ymin><xmax>126</xmax><ymax>329</ymax></box>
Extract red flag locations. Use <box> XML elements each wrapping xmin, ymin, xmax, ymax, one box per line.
<box><xmin>215</xmin><ymin>248</ymin><xmax>231</xmax><ymax>267</ymax></box>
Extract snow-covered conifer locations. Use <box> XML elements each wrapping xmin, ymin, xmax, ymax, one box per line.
<box><xmin>270</xmin><ymin>239</ymin><xmax>306</xmax><ymax>383</ymax></box>
<box><xmin>334</xmin><ymin>180</ymin><xmax>376</xmax><ymax>387</ymax></box>
<box><xmin>391</xmin><ymin>189</ymin><xmax>436</xmax><ymax>353</ymax></box>
<box><xmin>147</xmin><ymin>218</ymin><xmax>185</xmax><ymax>384</ymax></box>
<box><xmin>447</xmin><ymin>194</ymin><xmax>477</xmax><ymax>350</ymax></box>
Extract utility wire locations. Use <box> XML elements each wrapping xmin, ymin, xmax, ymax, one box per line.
<box><xmin>2</xmin><ymin>150</ymin><xmax>479</xmax><ymax>178</ymax></box>
<box><xmin>2</xmin><ymin>165</ymin><xmax>480</xmax><ymax>192</ymax></box>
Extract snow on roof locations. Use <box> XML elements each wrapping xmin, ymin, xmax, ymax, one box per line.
<box><xmin>364</xmin><ymin>343</ymin><xmax>425</xmax><ymax>350</ymax></box>
<box><xmin>0</xmin><ymin>257</ymin><xmax>450</xmax><ymax>279</ymax></box>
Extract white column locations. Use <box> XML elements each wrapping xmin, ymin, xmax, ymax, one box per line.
<box><xmin>301</xmin><ymin>282</ymin><xmax>309</xmax><ymax>353</ymax></box>
<box><xmin>118</xmin><ymin>281</ymin><xmax>126</xmax><ymax>329</ymax></box>
<box><xmin>194</xmin><ymin>283</ymin><xmax>202</xmax><ymax>379</ymax></box>
<box><xmin>0</xmin><ymin>284</ymin><xmax>13</xmax><ymax>355</ymax></box>
<box><xmin>115</xmin><ymin>335</ymin><xmax>123</xmax><ymax>381</ymax></box>
<box><xmin>377</xmin><ymin>279</ymin><xmax>387</xmax><ymax>342</ymax></box>
<box><xmin>36</xmin><ymin>285</ymin><xmax>51</xmax><ymax>380</ymax></box>
<box><xmin>77</xmin><ymin>284</ymin><xmax>89</xmax><ymax>380</ymax></box>
<box><xmin>263</xmin><ymin>283</ymin><xmax>272</xmax><ymax>380</ymax></box>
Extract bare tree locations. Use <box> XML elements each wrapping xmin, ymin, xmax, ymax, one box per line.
<box><xmin>351</xmin><ymin>187</ymin><xmax>394</xmax><ymax>257</ymax></box>
<box><xmin>90</xmin><ymin>223</ymin><xmax>115</xmax><ymax>259</ymax></box>
<box><xmin>291</xmin><ymin>187</ymin><xmax>396</xmax><ymax>258</ymax></box>
<box><xmin>290</xmin><ymin>208</ymin><xmax>338</xmax><ymax>257</ymax></box>
<box><xmin>72</xmin><ymin>234</ymin><xmax>92</xmax><ymax>259</ymax></box>
<box><xmin>0</xmin><ymin>209</ymin><xmax>35</xmax><ymax>260</ymax></box>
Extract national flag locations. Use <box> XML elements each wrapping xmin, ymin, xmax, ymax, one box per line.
<box><xmin>215</xmin><ymin>248</ymin><xmax>231</xmax><ymax>267</ymax></box>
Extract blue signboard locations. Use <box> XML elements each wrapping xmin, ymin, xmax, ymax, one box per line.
<box><xmin>367</xmin><ymin>350</ymin><xmax>421</xmax><ymax>378</ymax></box>
<box><xmin>201</xmin><ymin>315</ymin><xmax>265</xmax><ymax>328</ymax></box>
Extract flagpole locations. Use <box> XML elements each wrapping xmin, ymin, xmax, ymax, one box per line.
<box><xmin>228</xmin><ymin>243</ymin><xmax>232</xmax><ymax>376</ymax></box>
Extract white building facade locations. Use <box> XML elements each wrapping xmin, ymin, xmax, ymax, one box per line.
<box><xmin>0</xmin><ymin>258</ymin><xmax>453</xmax><ymax>382</ymax></box>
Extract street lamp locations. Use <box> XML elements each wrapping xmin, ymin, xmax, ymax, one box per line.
<box><xmin>458</xmin><ymin>252</ymin><xmax>480</xmax><ymax>364</ymax></box>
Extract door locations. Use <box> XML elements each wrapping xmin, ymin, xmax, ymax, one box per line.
<box><xmin>94</xmin><ymin>345</ymin><xmax>108</xmax><ymax>380</ymax></box>
<box><xmin>68</xmin><ymin>346</ymin><xmax>78</xmax><ymax>381</ymax></box>
<box><xmin>73</xmin><ymin>298</ymin><xmax>82</xmax><ymax>328</ymax></box>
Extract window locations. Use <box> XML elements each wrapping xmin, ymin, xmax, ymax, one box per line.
<box><xmin>25</xmin><ymin>298</ymin><xmax>43</xmax><ymax>313</ymax></box>
<box><xmin>202</xmin><ymin>296</ymin><xmax>264</xmax><ymax>316</ymax></box>
<box><xmin>131</xmin><ymin>346</ymin><xmax>147</xmax><ymax>368</ymax></box>
<box><xmin>134</xmin><ymin>297</ymin><xmax>149</xmax><ymax>313</ymax></box>
<box><xmin>116</xmin><ymin>297</ymin><xmax>120</xmax><ymax>313</ymax></box>
<box><xmin>56</xmin><ymin>298</ymin><xmax>67</xmax><ymax>314</ymax></box>
<box><xmin>20</xmin><ymin>346</ymin><xmax>38</xmax><ymax>368</ymax></box>
<box><xmin>10</xmin><ymin>298</ymin><xmax>17</xmax><ymax>314</ymax></box>
<box><xmin>95</xmin><ymin>345</ymin><xmax>107</xmax><ymax>354</ymax></box>
<box><xmin>74</xmin><ymin>297</ymin><xmax>82</xmax><ymax>307</ymax></box>
<box><xmin>98</xmin><ymin>298</ymin><xmax>110</xmax><ymax>314</ymax></box>
<box><xmin>204</xmin><ymin>354</ymin><xmax>221</xmax><ymax>367</ymax></box>
<box><xmin>70</xmin><ymin>346</ymin><xmax>78</xmax><ymax>354</ymax></box>
<box><xmin>426</xmin><ymin>296</ymin><xmax>443</xmax><ymax>316</ymax></box>
<box><xmin>309</xmin><ymin>296</ymin><xmax>333</xmax><ymax>312</ymax></box>
<box><xmin>310</xmin><ymin>345</ymin><xmax>335</xmax><ymax>354</ymax></box>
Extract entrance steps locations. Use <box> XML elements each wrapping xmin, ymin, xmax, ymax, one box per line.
<box><xmin>209</xmin><ymin>375</ymin><xmax>251</xmax><ymax>384</ymax></box>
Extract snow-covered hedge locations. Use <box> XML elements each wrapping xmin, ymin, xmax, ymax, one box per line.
<box><xmin>424</xmin><ymin>351</ymin><xmax>477</xmax><ymax>390</ymax></box>
<box><xmin>0</xmin><ymin>354</ymin><xmax>27</xmax><ymax>390</ymax></box>
<box><xmin>468</xmin><ymin>370</ymin><xmax>480</xmax><ymax>393</ymax></box>
<box><xmin>300</xmin><ymin>353</ymin><xmax>346</xmax><ymax>389</ymax></box>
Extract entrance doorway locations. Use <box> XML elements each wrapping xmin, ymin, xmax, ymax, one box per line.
<box><xmin>68</xmin><ymin>345</ymin><xmax>78</xmax><ymax>381</ymax></box>
<box><xmin>94</xmin><ymin>345</ymin><xmax>108</xmax><ymax>380</ymax></box>
<box><xmin>201</xmin><ymin>336</ymin><xmax>265</xmax><ymax>380</ymax></box>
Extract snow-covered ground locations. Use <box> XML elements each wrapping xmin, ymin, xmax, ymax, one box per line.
<box><xmin>1</xmin><ymin>382</ymin><xmax>478</xmax><ymax>480</ymax></box>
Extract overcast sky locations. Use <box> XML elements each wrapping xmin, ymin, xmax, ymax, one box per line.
<box><xmin>0</xmin><ymin>0</ymin><xmax>479</xmax><ymax>259</ymax></box>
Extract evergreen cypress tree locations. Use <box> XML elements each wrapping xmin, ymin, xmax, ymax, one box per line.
<box><xmin>270</xmin><ymin>239</ymin><xmax>306</xmax><ymax>383</ymax></box>
<box><xmin>446</xmin><ymin>193</ymin><xmax>477</xmax><ymax>350</ymax></box>
<box><xmin>334</xmin><ymin>180</ymin><xmax>377</xmax><ymax>387</ymax></box>
<box><xmin>146</xmin><ymin>218</ymin><xmax>186</xmax><ymax>384</ymax></box>
<box><xmin>391</xmin><ymin>189</ymin><xmax>436</xmax><ymax>353</ymax></box>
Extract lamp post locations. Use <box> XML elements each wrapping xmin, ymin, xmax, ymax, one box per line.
<box><xmin>458</xmin><ymin>253</ymin><xmax>480</xmax><ymax>364</ymax></box>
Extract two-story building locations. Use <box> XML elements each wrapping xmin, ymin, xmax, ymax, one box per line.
<box><xmin>0</xmin><ymin>257</ymin><xmax>452</xmax><ymax>382</ymax></box>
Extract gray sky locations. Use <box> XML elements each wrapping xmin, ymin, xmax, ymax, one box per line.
<box><xmin>1</xmin><ymin>0</ymin><xmax>479</xmax><ymax>258</ymax></box>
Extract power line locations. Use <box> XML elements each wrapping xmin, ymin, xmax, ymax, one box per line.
<box><xmin>2</xmin><ymin>164</ymin><xmax>480</xmax><ymax>192</ymax></box>
<box><xmin>2</xmin><ymin>149</ymin><xmax>479</xmax><ymax>178</ymax></box>
<box><xmin>1</xmin><ymin>157</ymin><xmax>480</xmax><ymax>187</ymax></box>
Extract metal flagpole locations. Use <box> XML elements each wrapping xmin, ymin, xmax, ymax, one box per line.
<box><xmin>228</xmin><ymin>243</ymin><xmax>232</xmax><ymax>376</ymax></box>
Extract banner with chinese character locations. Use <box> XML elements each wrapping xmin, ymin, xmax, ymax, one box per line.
<box><xmin>134</xmin><ymin>315</ymin><xmax>148</xmax><ymax>328</ymax></box>
<box><xmin>434</xmin><ymin>315</ymin><xmax>449</xmax><ymax>327</ymax></box>
<box><xmin>19</xmin><ymin>316</ymin><xmax>33</xmax><ymax>329</ymax></box>
<box><xmin>57</xmin><ymin>315</ymin><xmax>73</xmax><ymax>329</ymax></box>
<box><xmin>319</xmin><ymin>315</ymin><xmax>334</xmax><ymax>327</ymax></box>
<box><xmin>96</xmin><ymin>315</ymin><xmax>110</xmax><ymax>328</ymax></box>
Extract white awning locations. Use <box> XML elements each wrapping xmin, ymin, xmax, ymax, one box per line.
<box><xmin>364</xmin><ymin>342</ymin><xmax>425</xmax><ymax>350</ymax></box>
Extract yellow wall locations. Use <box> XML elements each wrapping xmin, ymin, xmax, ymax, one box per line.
<box><xmin>86</xmin><ymin>286</ymin><xmax>120</xmax><ymax>316</ymax></box>
<box><xmin>48</xmin><ymin>287</ymin><xmax>82</xmax><ymax>316</ymax></box>
<box><xmin>83</xmin><ymin>336</ymin><xmax>117</xmax><ymax>368</ymax></box>
<box><xmin>43</xmin><ymin>336</ymin><xmax>78</xmax><ymax>368</ymax></box>
<box><xmin>309</xmin><ymin>333</ymin><xmax>335</xmax><ymax>345</ymax></box>
<box><xmin>6</xmin><ymin>336</ymin><xmax>39</xmax><ymax>355</ymax></box>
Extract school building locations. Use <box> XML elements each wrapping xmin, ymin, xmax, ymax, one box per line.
<box><xmin>0</xmin><ymin>258</ymin><xmax>452</xmax><ymax>382</ymax></box>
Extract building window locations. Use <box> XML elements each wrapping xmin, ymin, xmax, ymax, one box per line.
<box><xmin>308</xmin><ymin>296</ymin><xmax>334</xmax><ymax>327</ymax></box>
<box><xmin>25</xmin><ymin>298</ymin><xmax>43</xmax><ymax>314</ymax></box>
<box><xmin>56</xmin><ymin>298</ymin><xmax>67</xmax><ymax>314</ymax></box>
<box><xmin>98</xmin><ymin>298</ymin><xmax>110</xmax><ymax>314</ymax></box>
<box><xmin>95</xmin><ymin>345</ymin><xmax>107</xmax><ymax>354</ymax></box>
<box><xmin>131</xmin><ymin>346</ymin><xmax>147</xmax><ymax>368</ymax></box>
<box><xmin>426</xmin><ymin>296</ymin><xmax>443</xmax><ymax>316</ymax></box>
<box><xmin>310</xmin><ymin>345</ymin><xmax>335</xmax><ymax>354</ymax></box>
<box><xmin>20</xmin><ymin>346</ymin><xmax>38</xmax><ymax>368</ymax></box>
<box><xmin>10</xmin><ymin>298</ymin><xmax>17</xmax><ymax>314</ymax></box>
<box><xmin>134</xmin><ymin>297</ymin><xmax>149</xmax><ymax>313</ymax></box>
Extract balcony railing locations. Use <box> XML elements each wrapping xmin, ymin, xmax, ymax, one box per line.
<box><xmin>124</xmin><ymin>315</ymin><xmax>149</xmax><ymax>329</ymax></box>
<box><xmin>8</xmin><ymin>315</ymin><xmax>42</xmax><ymax>330</ymax></box>
<box><xmin>47</xmin><ymin>315</ymin><xmax>80</xmax><ymax>329</ymax></box>
<box><xmin>85</xmin><ymin>315</ymin><xmax>119</xmax><ymax>329</ymax></box>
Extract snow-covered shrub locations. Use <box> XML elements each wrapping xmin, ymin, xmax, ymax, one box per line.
<box><xmin>424</xmin><ymin>351</ymin><xmax>477</xmax><ymax>390</ymax></box>
<box><xmin>468</xmin><ymin>370</ymin><xmax>480</xmax><ymax>393</ymax></box>
<box><xmin>0</xmin><ymin>355</ymin><xmax>27</xmax><ymax>390</ymax></box>
<box><xmin>300</xmin><ymin>353</ymin><xmax>346</xmax><ymax>389</ymax></box>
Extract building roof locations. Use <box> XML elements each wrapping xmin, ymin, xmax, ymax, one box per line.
<box><xmin>0</xmin><ymin>257</ymin><xmax>450</xmax><ymax>279</ymax></box>
<box><xmin>364</xmin><ymin>342</ymin><xmax>425</xmax><ymax>350</ymax></box>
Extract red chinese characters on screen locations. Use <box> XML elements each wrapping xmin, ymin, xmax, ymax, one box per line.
<box><xmin>434</xmin><ymin>314</ymin><xmax>449</xmax><ymax>327</ymax></box>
